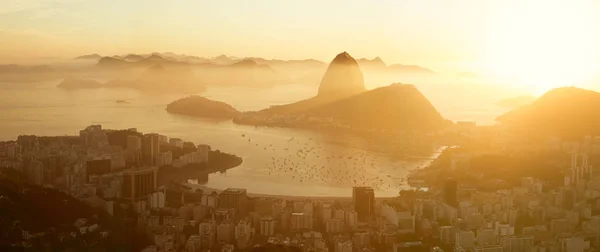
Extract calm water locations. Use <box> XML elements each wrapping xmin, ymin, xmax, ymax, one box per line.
<box><xmin>0</xmin><ymin>80</ymin><xmax>505</xmax><ymax>197</ymax></box>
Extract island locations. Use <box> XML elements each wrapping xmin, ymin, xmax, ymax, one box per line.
<box><xmin>166</xmin><ymin>95</ymin><xmax>241</xmax><ymax>119</ymax></box>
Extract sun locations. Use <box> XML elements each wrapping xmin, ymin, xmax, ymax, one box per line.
<box><xmin>482</xmin><ymin>0</ymin><xmax>599</xmax><ymax>95</ymax></box>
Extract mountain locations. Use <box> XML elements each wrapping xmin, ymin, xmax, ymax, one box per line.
<box><xmin>497</xmin><ymin>87</ymin><xmax>600</xmax><ymax>136</ymax></box>
<box><xmin>97</xmin><ymin>56</ymin><xmax>130</xmax><ymax>68</ymax></box>
<box><xmin>57</xmin><ymin>78</ymin><xmax>103</xmax><ymax>89</ymax></box>
<box><xmin>308</xmin><ymin>83</ymin><xmax>448</xmax><ymax>131</ymax></box>
<box><xmin>233</xmin><ymin>52</ymin><xmax>447</xmax><ymax>132</ymax></box>
<box><xmin>74</xmin><ymin>53</ymin><xmax>102</xmax><ymax>60</ymax></box>
<box><xmin>123</xmin><ymin>54</ymin><xmax>145</xmax><ymax>62</ymax></box>
<box><xmin>166</xmin><ymin>95</ymin><xmax>240</xmax><ymax>119</ymax></box>
<box><xmin>212</xmin><ymin>54</ymin><xmax>238</xmax><ymax>65</ymax></box>
<box><xmin>357</xmin><ymin>57</ymin><xmax>387</xmax><ymax>69</ymax></box>
<box><xmin>317</xmin><ymin>52</ymin><xmax>366</xmax><ymax>100</ymax></box>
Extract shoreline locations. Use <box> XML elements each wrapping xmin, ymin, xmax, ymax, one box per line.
<box><xmin>183</xmin><ymin>146</ymin><xmax>448</xmax><ymax>200</ymax></box>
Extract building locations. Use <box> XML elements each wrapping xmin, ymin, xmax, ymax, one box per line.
<box><xmin>353</xmin><ymin>187</ymin><xmax>375</xmax><ymax>222</ymax></box>
<box><xmin>477</xmin><ymin>228</ymin><xmax>497</xmax><ymax>247</ymax></box>
<box><xmin>80</xmin><ymin>125</ymin><xmax>107</xmax><ymax>148</ymax></box>
<box><xmin>121</xmin><ymin>166</ymin><xmax>158</xmax><ymax>201</ymax></box>
<box><xmin>142</xmin><ymin>133</ymin><xmax>160</xmax><ymax>166</ymax></box>
<box><xmin>219</xmin><ymin>188</ymin><xmax>248</xmax><ymax>214</ymax></box>
<box><xmin>260</xmin><ymin>216</ymin><xmax>275</xmax><ymax>236</ymax></box>
<box><xmin>29</xmin><ymin>160</ymin><xmax>44</xmax><ymax>185</ymax></box>
<box><xmin>344</xmin><ymin>210</ymin><xmax>358</xmax><ymax>229</ymax></box>
<box><xmin>326</xmin><ymin>218</ymin><xmax>344</xmax><ymax>233</ymax></box>
<box><xmin>85</xmin><ymin>159</ymin><xmax>111</xmax><ymax>177</ymax></box>
<box><xmin>150</xmin><ymin>191</ymin><xmax>165</xmax><ymax>209</ymax></box>
<box><xmin>352</xmin><ymin>232</ymin><xmax>370</xmax><ymax>247</ymax></box>
<box><xmin>186</xmin><ymin>235</ymin><xmax>202</xmax><ymax>252</ymax></box>
<box><xmin>456</xmin><ymin>230</ymin><xmax>475</xmax><ymax>250</ymax></box>
<box><xmin>170</xmin><ymin>138</ymin><xmax>184</xmax><ymax>148</ymax></box>
<box><xmin>155</xmin><ymin>151</ymin><xmax>172</xmax><ymax>167</ymax></box>
<box><xmin>235</xmin><ymin>220</ymin><xmax>253</xmax><ymax>249</ymax></box>
<box><xmin>291</xmin><ymin>213</ymin><xmax>313</xmax><ymax>231</ymax></box>
<box><xmin>335</xmin><ymin>240</ymin><xmax>352</xmax><ymax>252</ymax></box>
<box><xmin>199</xmin><ymin>220</ymin><xmax>216</xmax><ymax>249</ymax></box>
<box><xmin>397</xmin><ymin>211</ymin><xmax>416</xmax><ymax>234</ymax></box>
<box><xmin>440</xmin><ymin>226</ymin><xmax>455</xmax><ymax>244</ymax></box>
<box><xmin>444</xmin><ymin>178</ymin><xmax>459</xmax><ymax>207</ymax></box>
<box><xmin>474</xmin><ymin>245</ymin><xmax>503</xmax><ymax>252</ymax></box>
<box><xmin>127</xmin><ymin>135</ymin><xmax>142</xmax><ymax>165</ymax></box>
<box><xmin>217</xmin><ymin>221</ymin><xmax>234</xmax><ymax>243</ymax></box>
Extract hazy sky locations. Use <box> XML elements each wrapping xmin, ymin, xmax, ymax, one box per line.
<box><xmin>1</xmin><ymin>0</ymin><xmax>599</xmax><ymax>74</ymax></box>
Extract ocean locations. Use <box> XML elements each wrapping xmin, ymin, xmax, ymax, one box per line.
<box><xmin>0</xmin><ymin>80</ymin><xmax>507</xmax><ymax>197</ymax></box>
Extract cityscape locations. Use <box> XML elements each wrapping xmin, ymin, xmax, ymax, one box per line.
<box><xmin>1</xmin><ymin>123</ymin><xmax>600</xmax><ymax>252</ymax></box>
<box><xmin>1</xmin><ymin>1</ymin><xmax>600</xmax><ymax>252</ymax></box>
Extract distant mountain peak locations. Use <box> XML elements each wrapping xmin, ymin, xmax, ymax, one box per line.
<box><xmin>232</xmin><ymin>59</ymin><xmax>260</xmax><ymax>67</ymax></box>
<box><xmin>146</xmin><ymin>54</ymin><xmax>164</xmax><ymax>61</ymax></box>
<box><xmin>74</xmin><ymin>53</ymin><xmax>102</xmax><ymax>60</ymax></box>
<box><xmin>331</xmin><ymin>51</ymin><xmax>355</xmax><ymax>64</ymax></box>
<box><xmin>317</xmin><ymin>52</ymin><xmax>366</xmax><ymax>100</ymax></box>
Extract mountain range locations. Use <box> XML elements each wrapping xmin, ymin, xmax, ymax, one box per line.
<box><xmin>226</xmin><ymin>51</ymin><xmax>450</xmax><ymax>132</ymax></box>
<box><xmin>357</xmin><ymin>57</ymin><xmax>435</xmax><ymax>74</ymax></box>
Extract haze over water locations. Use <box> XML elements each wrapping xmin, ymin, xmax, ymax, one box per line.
<box><xmin>0</xmin><ymin>79</ymin><xmax>501</xmax><ymax>197</ymax></box>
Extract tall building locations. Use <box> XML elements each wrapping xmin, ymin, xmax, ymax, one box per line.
<box><xmin>444</xmin><ymin>179</ymin><xmax>458</xmax><ymax>207</ymax></box>
<box><xmin>291</xmin><ymin>213</ymin><xmax>313</xmax><ymax>231</ymax></box>
<box><xmin>219</xmin><ymin>188</ymin><xmax>248</xmax><ymax>214</ymax></box>
<box><xmin>353</xmin><ymin>187</ymin><xmax>375</xmax><ymax>222</ymax></box>
<box><xmin>440</xmin><ymin>226</ymin><xmax>455</xmax><ymax>244</ymax></box>
<box><xmin>235</xmin><ymin>220</ymin><xmax>252</xmax><ymax>249</ymax></box>
<box><xmin>456</xmin><ymin>230</ymin><xmax>475</xmax><ymax>250</ymax></box>
<box><xmin>216</xmin><ymin>220</ymin><xmax>234</xmax><ymax>243</ymax></box>
<box><xmin>79</xmin><ymin>125</ymin><xmax>107</xmax><ymax>148</ymax></box>
<box><xmin>142</xmin><ymin>133</ymin><xmax>160</xmax><ymax>166</ymax></box>
<box><xmin>170</xmin><ymin>138</ymin><xmax>184</xmax><ymax>148</ymax></box>
<box><xmin>127</xmin><ymin>135</ymin><xmax>142</xmax><ymax>165</ymax></box>
<box><xmin>259</xmin><ymin>216</ymin><xmax>275</xmax><ymax>236</ymax></box>
<box><xmin>335</xmin><ymin>240</ymin><xmax>353</xmax><ymax>252</ymax></box>
<box><xmin>29</xmin><ymin>160</ymin><xmax>44</xmax><ymax>185</ymax></box>
<box><xmin>199</xmin><ymin>220</ymin><xmax>216</xmax><ymax>250</ymax></box>
<box><xmin>121</xmin><ymin>166</ymin><xmax>158</xmax><ymax>201</ymax></box>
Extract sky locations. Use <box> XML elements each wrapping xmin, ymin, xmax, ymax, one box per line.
<box><xmin>1</xmin><ymin>0</ymin><xmax>599</xmax><ymax>78</ymax></box>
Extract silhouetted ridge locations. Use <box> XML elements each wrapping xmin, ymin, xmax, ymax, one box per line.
<box><xmin>497</xmin><ymin>87</ymin><xmax>600</xmax><ymax>137</ymax></box>
<box><xmin>97</xmin><ymin>57</ymin><xmax>129</xmax><ymax>67</ymax></box>
<box><xmin>74</xmin><ymin>53</ymin><xmax>102</xmax><ymax>60</ymax></box>
<box><xmin>317</xmin><ymin>51</ymin><xmax>366</xmax><ymax>100</ymax></box>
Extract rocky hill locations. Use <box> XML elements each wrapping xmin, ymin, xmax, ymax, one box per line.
<box><xmin>317</xmin><ymin>51</ymin><xmax>366</xmax><ymax>100</ymax></box>
<box><xmin>234</xmin><ymin>52</ymin><xmax>447</xmax><ymax>132</ymax></box>
<box><xmin>497</xmin><ymin>87</ymin><xmax>600</xmax><ymax>137</ymax></box>
<box><xmin>166</xmin><ymin>95</ymin><xmax>241</xmax><ymax>119</ymax></box>
<box><xmin>307</xmin><ymin>83</ymin><xmax>449</xmax><ymax>131</ymax></box>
